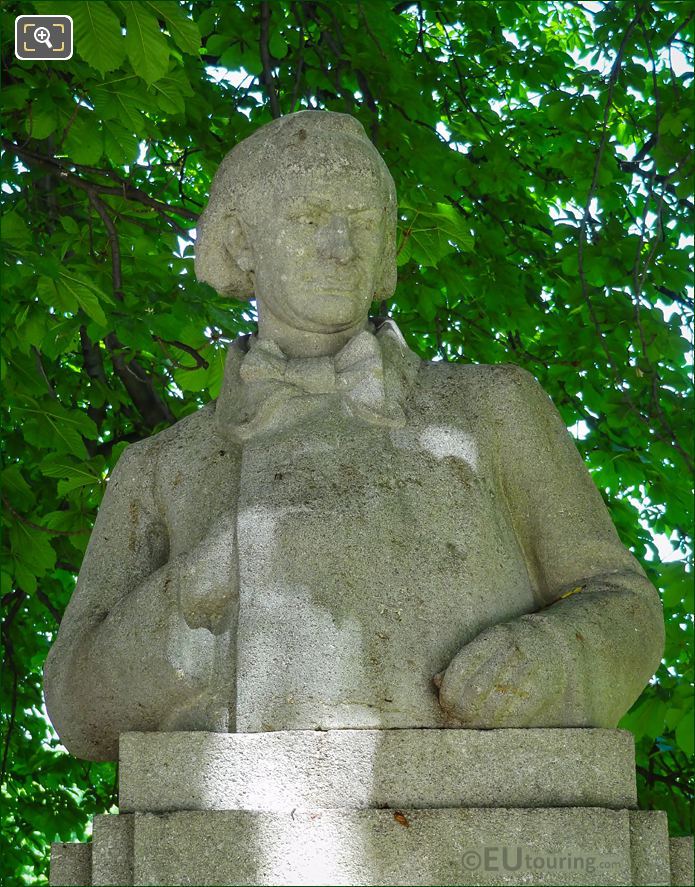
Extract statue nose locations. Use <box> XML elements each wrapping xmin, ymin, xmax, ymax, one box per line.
<box><xmin>317</xmin><ymin>215</ymin><xmax>355</xmax><ymax>264</ymax></box>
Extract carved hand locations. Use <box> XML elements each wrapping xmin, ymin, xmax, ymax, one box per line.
<box><xmin>436</xmin><ymin>614</ymin><xmax>570</xmax><ymax>727</ymax></box>
<box><xmin>175</xmin><ymin>518</ymin><xmax>238</xmax><ymax>635</ymax></box>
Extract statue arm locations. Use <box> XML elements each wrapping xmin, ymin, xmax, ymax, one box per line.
<box><xmin>44</xmin><ymin>441</ymin><xmax>229</xmax><ymax>761</ymax></box>
<box><xmin>438</xmin><ymin>366</ymin><xmax>664</xmax><ymax>728</ymax></box>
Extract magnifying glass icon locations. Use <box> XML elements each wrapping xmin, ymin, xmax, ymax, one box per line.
<box><xmin>33</xmin><ymin>26</ymin><xmax>53</xmax><ymax>49</ymax></box>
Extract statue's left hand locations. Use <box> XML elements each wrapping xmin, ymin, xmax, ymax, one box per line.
<box><xmin>177</xmin><ymin>517</ymin><xmax>238</xmax><ymax>635</ymax></box>
<box><xmin>435</xmin><ymin>615</ymin><xmax>570</xmax><ymax>727</ymax></box>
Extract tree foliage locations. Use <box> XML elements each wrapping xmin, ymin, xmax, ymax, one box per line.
<box><xmin>1</xmin><ymin>1</ymin><xmax>693</xmax><ymax>882</ymax></box>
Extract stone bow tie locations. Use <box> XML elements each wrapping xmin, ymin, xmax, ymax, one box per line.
<box><xmin>237</xmin><ymin>328</ymin><xmax>406</xmax><ymax>428</ymax></box>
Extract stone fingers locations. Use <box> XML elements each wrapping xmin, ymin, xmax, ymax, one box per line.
<box><xmin>438</xmin><ymin>622</ymin><xmax>566</xmax><ymax>727</ymax></box>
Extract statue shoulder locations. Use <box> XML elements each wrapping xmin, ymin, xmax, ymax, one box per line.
<box><xmin>473</xmin><ymin>362</ymin><xmax>545</xmax><ymax>399</ymax></box>
<box><xmin>415</xmin><ymin>360</ymin><xmax>542</xmax><ymax>417</ymax></box>
<box><xmin>112</xmin><ymin>402</ymin><xmax>218</xmax><ymax>484</ymax></box>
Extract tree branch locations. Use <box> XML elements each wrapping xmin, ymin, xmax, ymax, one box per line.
<box><xmin>104</xmin><ymin>335</ymin><xmax>176</xmax><ymax>430</ymax></box>
<box><xmin>1</xmin><ymin>139</ymin><xmax>199</xmax><ymax>234</ymax></box>
<box><xmin>31</xmin><ymin>346</ymin><xmax>58</xmax><ymax>399</ymax></box>
<box><xmin>154</xmin><ymin>336</ymin><xmax>210</xmax><ymax>370</ymax></box>
<box><xmin>1</xmin><ymin>587</ymin><xmax>29</xmax><ymax>783</ymax></box>
<box><xmin>2</xmin><ymin>496</ymin><xmax>90</xmax><ymax>536</ymax></box>
<box><xmin>36</xmin><ymin>589</ymin><xmax>62</xmax><ymax>624</ymax></box>
<box><xmin>82</xmin><ymin>187</ymin><xmax>177</xmax><ymax>431</ymax></box>
<box><xmin>259</xmin><ymin>1</ymin><xmax>282</xmax><ymax>118</ymax></box>
<box><xmin>637</xmin><ymin>765</ymin><xmax>692</xmax><ymax>794</ymax></box>
<box><xmin>87</xmin><ymin>191</ymin><xmax>124</xmax><ymax>300</ymax></box>
<box><xmin>80</xmin><ymin>327</ymin><xmax>109</xmax><ymax>443</ymax></box>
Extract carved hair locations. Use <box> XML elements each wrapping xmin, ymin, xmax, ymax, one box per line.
<box><xmin>195</xmin><ymin>111</ymin><xmax>397</xmax><ymax>301</ymax></box>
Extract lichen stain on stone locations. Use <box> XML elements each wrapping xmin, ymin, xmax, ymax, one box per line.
<box><xmin>493</xmin><ymin>684</ymin><xmax>530</xmax><ymax>698</ymax></box>
<box><xmin>128</xmin><ymin>500</ymin><xmax>140</xmax><ymax>550</ymax></box>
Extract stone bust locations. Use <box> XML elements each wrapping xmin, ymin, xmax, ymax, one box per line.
<box><xmin>44</xmin><ymin>111</ymin><xmax>664</xmax><ymax>762</ymax></box>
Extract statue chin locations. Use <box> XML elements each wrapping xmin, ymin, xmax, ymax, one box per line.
<box><xmin>296</xmin><ymin>296</ymin><xmax>368</xmax><ymax>331</ymax></box>
<box><xmin>260</xmin><ymin>294</ymin><xmax>370</xmax><ymax>338</ymax></box>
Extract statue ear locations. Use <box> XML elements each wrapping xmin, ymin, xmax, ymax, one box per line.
<box><xmin>225</xmin><ymin>217</ymin><xmax>254</xmax><ymax>276</ymax></box>
<box><xmin>195</xmin><ymin>209</ymin><xmax>255</xmax><ymax>300</ymax></box>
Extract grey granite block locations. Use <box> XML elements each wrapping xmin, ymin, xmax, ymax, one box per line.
<box><xmin>629</xmin><ymin>810</ymin><xmax>670</xmax><ymax>885</ymax></box>
<box><xmin>669</xmin><ymin>836</ymin><xmax>694</xmax><ymax>886</ymax></box>
<box><xmin>92</xmin><ymin>813</ymin><xmax>133</xmax><ymax>886</ymax></box>
<box><xmin>119</xmin><ymin>728</ymin><xmax>638</xmax><ymax>814</ymax></box>
<box><xmin>132</xmin><ymin>806</ymin><xmax>633</xmax><ymax>886</ymax></box>
<box><xmin>49</xmin><ymin>842</ymin><xmax>92</xmax><ymax>886</ymax></box>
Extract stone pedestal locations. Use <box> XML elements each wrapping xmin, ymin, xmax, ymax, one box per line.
<box><xmin>50</xmin><ymin>729</ymin><xmax>692</xmax><ymax>886</ymax></box>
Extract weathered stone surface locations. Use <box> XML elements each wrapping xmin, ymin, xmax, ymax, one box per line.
<box><xmin>132</xmin><ymin>807</ymin><xmax>633</xmax><ymax>886</ymax></box>
<box><xmin>49</xmin><ymin>842</ymin><xmax>91</xmax><ymax>886</ymax></box>
<box><xmin>195</xmin><ymin>111</ymin><xmax>397</xmax><ymax>315</ymax></box>
<box><xmin>629</xmin><ymin>810</ymin><xmax>670</xmax><ymax>886</ymax></box>
<box><xmin>669</xmin><ymin>836</ymin><xmax>694</xmax><ymax>886</ymax></box>
<box><xmin>44</xmin><ymin>109</ymin><xmax>664</xmax><ymax>768</ymax></box>
<box><xmin>92</xmin><ymin>813</ymin><xmax>133</xmax><ymax>886</ymax></box>
<box><xmin>50</xmin><ymin>805</ymin><xmax>688</xmax><ymax>886</ymax></box>
<box><xmin>119</xmin><ymin>728</ymin><xmax>637</xmax><ymax>813</ymax></box>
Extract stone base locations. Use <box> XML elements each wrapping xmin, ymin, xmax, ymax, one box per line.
<box><xmin>118</xmin><ymin>727</ymin><xmax>638</xmax><ymax>812</ymax></box>
<box><xmin>50</xmin><ymin>843</ymin><xmax>91</xmax><ymax>887</ymax></box>
<box><xmin>669</xmin><ymin>837</ymin><xmax>695</xmax><ymax>886</ymax></box>
<box><xmin>49</xmin><ymin>730</ymin><xmax>693</xmax><ymax>887</ymax></box>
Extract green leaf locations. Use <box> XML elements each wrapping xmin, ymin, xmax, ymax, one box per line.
<box><xmin>660</xmin><ymin>562</ymin><xmax>694</xmax><ymax>611</ymax></box>
<box><xmin>2</xmin><ymin>465</ymin><xmax>36</xmax><ymax>510</ymax></box>
<box><xmin>92</xmin><ymin>78</ymin><xmax>153</xmax><ymax>128</ymax></box>
<box><xmin>41</xmin><ymin>318</ymin><xmax>81</xmax><ymax>361</ymax></box>
<box><xmin>144</xmin><ymin>0</ymin><xmax>201</xmax><ymax>55</ymax></box>
<box><xmin>18</xmin><ymin>402</ymin><xmax>98</xmax><ymax>459</ymax></box>
<box><xmin>102</xmin><ymin>120</ymin><xmax>139</xmax><ymax>165</ymax></box>
<box><xmin>149</xmin><ymin>69</ymin><xmax>194</xmax><ymax>114</ymax></box>
<box><xmin>619</xmin><ymin>697</ymin><xmax>668</xmax><ymax>740</ymax></box>
<box><xmin>10</xmin><ymin>523</ymin><xmax>57</xmax><ymax>579</ymax></box>
<box><xmin>174</xmin><ymin>346</ymin><xmax>225</xmax><ymax>396</ymax></box>
<box><xmin>69</xmin><ymin>0</ymin><xmax>127</xmax><ymax>74</ymax></box>
<box><xmin>1</xmin><ymin>212</ymin><xmax>32</xmax><ymax>249</ymax></box>
<box><xmin>59</xmin><ymin>217</ymin><xmax>80</xmax><ymax>235</ymax></box>
<box><xmin>3</xmin><ymin>85</ymin><xmax>29</xmax><ymax>111</ymax></box>
<box><xmin>0</xmin><ymin>571</ymin><xmax>12</xmax><ymax>597</ymax></box>
<box><xmin>25</xmin><ymin>106</ymin><xmax>57</xmax><ymax>140</ymax></box>
<box><xmin>123</xmin><ymin>1</ymin><xmax>170</xmax><ymax>85</ymax></box>
<box><xmin>58</xmin><ymin>475</ymin><xmax>102</xmax><ymax>496</ymax></box>
<box><xmin>270</xmin><ymin>31</ymin><xmax>288</xmax><ymax>59</ymax></box>
<box><xmin>39</xmin><ymin>453</ymin><xmax>102</xmax><ymax>486</ymax></box>
<box><xmin>398</xmin><ymin>201</ymin><xmax>474</xmax><ymax>268</ymax></box>
<box><xmin>675</xmin><ymin>712</ymin><xmax>694</xmax><ymax>756</ymax></box>
<box><xmin>196</xmin><ymin>7</ymin><xmax>217</xmax><ymax>37</ymax></box>
<box><xmin>22</xmin><ymin>415</ymin><xmax>87</xmax><ymax>460</ymax></box>
<box><xmin>63</xmin><ymin>110</ymin><xmax>104</xmax><ymax>165</ymax></box>
<box><xmin>70</xmin><ymin>283</ymin><xmax>109</xmax><ymax>326</ymax></box>
<box><xmin>37</xmin><ymin>271</ymin><xmax>109</xmax><ymax>326</ymax></box>
<box><xmin>37</xmin><ymin>276</ymin><xmax>77</xmax><ymax>314</ymax></box>
<box><xmin>14</xmin><ymin>561</ymin><xmax>37</xmax><ymax>595</ymax></box>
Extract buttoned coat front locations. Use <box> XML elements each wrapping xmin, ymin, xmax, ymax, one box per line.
<box><xmin>44</xmin><ymin>334</ymin><xmax>663</xmax><ymax>761</ymax></box>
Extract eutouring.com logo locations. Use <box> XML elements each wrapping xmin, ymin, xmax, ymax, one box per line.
<box><xmin>462</xmin><ymin>846</ymin><xmax>624</xmax><ymax>878</ymax></box>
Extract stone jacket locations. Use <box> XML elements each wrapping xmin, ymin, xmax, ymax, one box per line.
<box><xmin>44</xmin><ymin>324</ymin><xmax>664</xmax><ymax>761</ymax></box>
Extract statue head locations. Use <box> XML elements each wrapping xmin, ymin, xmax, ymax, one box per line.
<box><xmin>195</xmin><ymin>111</ymin><xmax>397</xmax><ymax>335</ymax></box>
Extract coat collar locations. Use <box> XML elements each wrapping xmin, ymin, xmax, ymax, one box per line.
<box><xmin>214</xmin><ymin>318</ymin><xmax>420</xmax><ymax>442</ymax></box>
